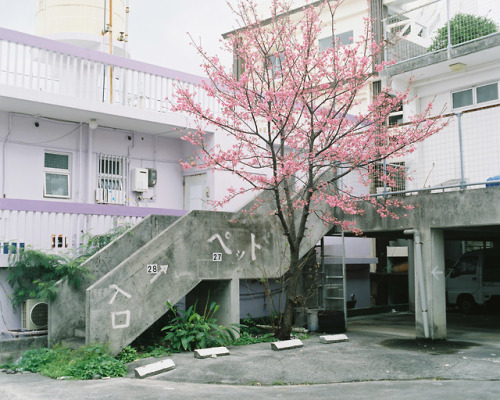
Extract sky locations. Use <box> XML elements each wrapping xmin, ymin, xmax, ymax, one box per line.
<box><xmin>0</xmin><ymin>0</ymin><xmax>241</xmax><ymax>76</ymax></box>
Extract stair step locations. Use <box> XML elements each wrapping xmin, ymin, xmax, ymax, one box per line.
<box><xmin>60</xmin><ymin>337</ymin><xmax>85</xmax><ymax>350</ymax></box>
<box><xmin>74</xmin><ymin>327</ymin><xmax>85</xmax><ymax>338</ymax></box>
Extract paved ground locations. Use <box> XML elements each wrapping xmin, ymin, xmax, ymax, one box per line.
<box><xmin>1</xmin><ymin>312</ymin><xmax>499</xmax><ymax>399</ymax></box>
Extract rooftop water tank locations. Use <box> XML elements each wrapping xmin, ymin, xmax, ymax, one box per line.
<box><xmin>35</xmin><ymin>0</ymin><xmax>129</xmax><ymax>57</ymax></box>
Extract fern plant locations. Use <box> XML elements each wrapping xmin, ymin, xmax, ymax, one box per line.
<box><xmin>6</xmin><ymin>225</ymin><xmax>130</xmax><ymax>307</ymax></box>
<box><xmin>162</xmin><ymin>300</ymin><xmax>240</xmax><ymax>352</ymax></box>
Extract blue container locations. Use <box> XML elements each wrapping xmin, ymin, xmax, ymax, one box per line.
<box><xmin>486</xmin><ymin>175</ymin><xmax>500</xmax><ymax>187</ymax></box>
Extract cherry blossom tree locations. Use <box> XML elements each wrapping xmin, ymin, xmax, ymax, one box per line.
<box><xmin>173</xmin><ymin>0</ymin><xmax>445</xmax><ymax>339</ymax></box>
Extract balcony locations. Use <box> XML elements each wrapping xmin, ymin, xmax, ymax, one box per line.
<box><xmin>383</xmin><ymin>0</ymin><xmax>500</xmax><ymax>69</ymax></box>
<box><xmin>0</xmin><ymin>27</ymin><xmax>219</xmax><ymax>135</ymax></box>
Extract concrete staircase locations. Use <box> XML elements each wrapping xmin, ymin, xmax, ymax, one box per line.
<box><xmin>49</xmin><ymin>214</ymin><xmax>180</xmax><ymax>350</ymax></box>
<box><xmin>49</xmin><ymin>210</ymin><xmax>288</xmax><ymax>354</ymax></box>
<box><xmin>50</xmin><ymin>177</ymin><xmax>337</xmax><ymax>354</ymax></box>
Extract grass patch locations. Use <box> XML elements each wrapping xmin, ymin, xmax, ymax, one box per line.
<box><xmin>1</xmin><ymin>344</ymin><xmax>127</xmax><ymax>380</ymax></box>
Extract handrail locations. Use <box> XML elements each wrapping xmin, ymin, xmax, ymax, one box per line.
<box><xmin>0</xmin><ymin>198</ymin><xmax>187</xmax><ymax>218</ymax></box>
<box><xmin>0</xmin><ymin>27</ymin><xmax>204</xmax><ymax>85</ymax></box>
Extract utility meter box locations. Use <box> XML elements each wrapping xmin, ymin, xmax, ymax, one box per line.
<box><xmin>147</xmin><ymin>168</ymin><xmax>157</xmax><ymax>187</ymax></box>
<box><xmin>131</xmin><ymin>168</ymin><xmax>148</xmax><ymax>192</ymax></box>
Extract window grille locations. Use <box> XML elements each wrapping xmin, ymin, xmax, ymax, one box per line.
<box><xmin>96</xmin><ymin>154</ymin><xmax>127</xmax><ymax>204</ymax></box>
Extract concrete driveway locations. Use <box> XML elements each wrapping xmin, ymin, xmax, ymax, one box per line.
<box><xmin>1</xmin><ymin>312</ymin><xmax>499</xmax><ymax>399</ymax></box>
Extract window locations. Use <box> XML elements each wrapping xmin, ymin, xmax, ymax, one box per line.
<box><xmin>477</xmin><ymin>83</ymin><xmax>498</xmax><ymax>103</ymax></box>
<box><xmin>267</xmin><ymin>53</ymin><xmax>284</xmax><ymax>77</ymax></box>
<box><xmin>452</xmin><ymin>89</ymin><xmax>473</xmax><ymax>108</ymax></box>
<box><xmin>450</xmin><ymin>255</ymin><xmax>478</xmax><ymax>277</ymax></box>
<box><xmin>388</xmin><ymin>103</ymin><xmax>403</xmax><ymax>126</ymax></box>
<box><xmin>44</xmin><ymin>152</ymin><xmax>70</xmax><ymax>198</ymax></box>
<box><xmin>233</xmin><ymin>38</ymin><xmax>245</xmax><ymax>80</ymax></box>
<box><xmin>96</xmin><ymin>154</ymin><xmax>127</xmax><ymax>204</ymax></box>
<box><xmin>319</xmin><ymin>30</ymin><xmax>354</xmax><ymax>51</ymax></box>
<box><xmin>452</xmin><ymin>83</ymin><xmax>498</xmax><ymax>109</ymax></box>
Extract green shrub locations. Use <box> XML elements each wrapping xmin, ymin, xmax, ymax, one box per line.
<box><xmin>428</xmin><ymin>13</ymin><xmax>498</xmax><ymax>52</ymax></box>
<box><xmin>232</xmin><ymin>331</ymin><xmax>276</xmax><ymax>346</ymax></box>
<box><xmin>162</xmin><ymin>300</ymin><xmax>240</xmax><ymax>352</ymax></box>
<box><xmin>138</xmin><ymin>345</ymin><xmax>171</xmax><ymax>358</ymax></box>
<box><xmin>6</xmin><ymin>225</ymin><xmax>129</xmax><ymax>306</ymax></box>
<box><xmin>115</xmin><ymin>346</ymin><xmax>138</xmax><ymax>363</ymax></box>
<box><xmin>12</xmin><ymin>344</ymin><xmax>127</xmax><ymax>380</ymax></box>
<box><xmin>15</xmin><ymin>348</ymin><xmax>55</xmax><ymax>372</ymax></box>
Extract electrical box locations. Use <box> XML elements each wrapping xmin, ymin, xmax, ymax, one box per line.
<box><xmin>131</xmin><ymin>168</ymin><xmax>148</xmax><ymax>192</ymax></box>
<box><xmin>147</xmin><ymin>168</ymin><xmax>157</xmax><ymax>187</ymax></box>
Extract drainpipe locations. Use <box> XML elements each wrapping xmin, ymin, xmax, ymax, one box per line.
<box><xmin>456</xmin><ymin>112</ymin><xmax>466</xmax><ymax>189</ymax></box>
<box><xmin>78</xmin><ymin>123</ymin><xmax>83</xmax><ymax>202</ymax></box>
<box><xmin>2</xmin><ymin>113</ymin><xmax>13</xmax><ymax>197</ymax></box>
<box><xmin>404</xmin><ymin>229</ymin><xmax>430</xmax><ymax>339</ymax></box>
<box><xmin>87</xmin><ymin>126</ymin><xmax>93</xmax><ymax>203</ymax></box>
<box><xmin>446</xmin><ymin>0</ymin><xmax>451</xmax><ymax>59</ymax></box>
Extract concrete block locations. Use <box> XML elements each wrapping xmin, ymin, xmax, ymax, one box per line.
<box><xmin>194</xmin><ymin>346</ymin><xmax>230</xmax><ymax>359</ymax></box>
<box><xmin>134</xmin><ymin>359</ymin><xmax>175</xmax><ymax>379</ymax></box>
<box><xmin>319</xmin><ymin>334</ymin><xmax>349</xmax><ymax>344</ymax></box>
<box><xmin>271</xmin><ymin>339</ymin><xmax>303</xmax><ymax>351</ymax></box>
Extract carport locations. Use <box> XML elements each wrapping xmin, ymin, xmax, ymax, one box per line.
<box><xmin>336</xmin><ymin>187</ymin><xmax>500</xmax><ymax>339</ymax></box>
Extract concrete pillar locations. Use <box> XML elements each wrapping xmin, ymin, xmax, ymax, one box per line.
<box><xmin>407</xmin><ymin>238</ymin><xmax>415</xmax><ymax>313</ymax></box>
<box><xmin>185</xmin><ymin>278</ymin><xmax>240</xmax><ymax>327</ymax></box>
<box><xmin>414</xmin><ymin>227</ymin><xmax>447</xmax><ymax>339</ymax></box>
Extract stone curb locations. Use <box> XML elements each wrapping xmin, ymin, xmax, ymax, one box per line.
<box><xmin>271</xmin><ymin>339</ymin><xmax>303</xmax><ymax>351</ymax></box>
<box><xmin>194</xmin><ymin>347</ymin><xmax>230</xmax><ymax>359</ymax></box>
<box><xmin>134</xmin><ymin>359</ymin><xmax>175</xmax><ymax>379</ymax></box>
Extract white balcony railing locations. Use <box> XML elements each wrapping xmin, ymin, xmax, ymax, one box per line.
<box><xmin>0</xmin><ymin>198</ymin><xmax>187</xmax><ymax>267</ymax></box>
<box><xmin>341</xmin><ymin>104</ymin><xmax>500</xmax><ymax>196</ymax></box>
<box><xmin>384</xmin><ymin>0</ymin><xmax>500</xmax><ymax>64</ymax></box>
<box><xmin>0</xmin><ymin>27</ymin><xmax>220</xmax><ymax>115</ymax></box>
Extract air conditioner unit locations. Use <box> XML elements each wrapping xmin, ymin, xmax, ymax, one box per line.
<box><xmin>95</xmin><ymin>188</ymin><xmax>126</xmax><ymax>204</ymax></box>
<box><xmin>22</xmin><ymin>299</ymin><xmax>48</xmax><ymax>330</ymax></box>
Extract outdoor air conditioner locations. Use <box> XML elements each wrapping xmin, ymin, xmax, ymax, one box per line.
<box><xmin>22</xmin><ymin>299</ymin><xmax>48</xmax><ymax>330</ymax></box>
<box><xmin>95</xmin><ymin>188</ymin><xmax>126</xmax><ymax>204</ymax></box>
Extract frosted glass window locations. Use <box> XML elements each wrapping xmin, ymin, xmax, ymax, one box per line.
<box><xmin>477</xmin><ymin>83</ymin><xmax>498</xmax><ymax>103</ymax></box>
<box><xmin>45</xmin><ymin>174</ymin><xmax>69</xmax><ymax>197</ymax></box>
<box><xmin>319</xmin><ymin>30</ymin><xmax>353</xmax><ymax>51</ymax></box>
<box><xmin>452</xmin><ymin>89</ymin><xmax>473</xmax><ymax>109</ymax></box>
<box><xmin>45</xmin><ymin>153</ymin><xmax>69</xmax><ymax>169</ymax></box>
<box><xmin>44</xmin><ymin>152</ymin><xmax>70</xmax><ymax>198</ymax></box>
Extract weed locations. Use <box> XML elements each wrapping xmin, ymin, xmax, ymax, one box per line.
<box><xmin>232</xmin><ymin>331</ymin><xmax>276</xmax><ymax>346</ymax></box>
<box><xmin>115</xmin><ymin>346</ymin><xmax>138</xmax><ymax>363</ymax></box>
<box><xmin>8</xmin><ymin>343</ymin><xmax>127</xmax><ymax>380</ymax></box>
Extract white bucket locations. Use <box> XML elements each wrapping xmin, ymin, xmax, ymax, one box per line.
<box><xmin>307</xmin><ymin>309</ymin><xmax>319</xmax><ymax>332</ymax></box>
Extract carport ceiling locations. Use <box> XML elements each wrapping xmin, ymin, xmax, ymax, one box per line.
<box><xmin>330</xmin><ymin>226</ymin><xmax>500</xmax><ymax>242</ymax></box>
<box><xmin>443</xmin><ymin>226</ymin><xmax>500</xmax><ymax>241</ymax></box>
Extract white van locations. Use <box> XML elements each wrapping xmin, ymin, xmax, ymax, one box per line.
<box><xmin>446</xmin><ymin>249</ymin><xmax>500</xmax><ymax>313</ymax></box>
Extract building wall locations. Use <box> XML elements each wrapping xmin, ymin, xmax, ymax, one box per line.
<box><xmin>0</xmin><ymin>111</ymin><xmax>185</xmax><ymax>210</ymax></box>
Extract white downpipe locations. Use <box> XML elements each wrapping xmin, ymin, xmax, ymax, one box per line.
<box><xmin>404</xmin><ymin>229</ymin><xmax>430</xmax><ymax>339</ymax></box>
<box><xmin>78</xmin><ymin>123</ymin><xmax>83</xmax><ymax>202</ymax></box>
<box><xmin>87</xmin><ymin>126</ymin><xmax>93</xmax><ymax>203</ymax></box>
<box><xmin>1</xmin><ymin>113</ymin><xmax>13</xmax><ymax>197</ymax></box>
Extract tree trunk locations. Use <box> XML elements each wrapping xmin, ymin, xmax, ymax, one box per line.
<box><xmin>275</xmin><ymin>251</ymin><xmax>302</xmax><ymax>340</ymax></box>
